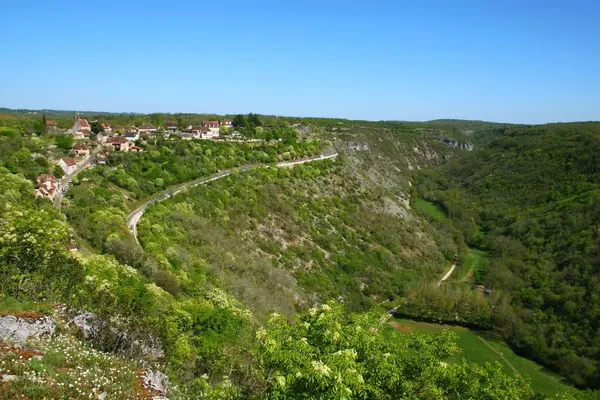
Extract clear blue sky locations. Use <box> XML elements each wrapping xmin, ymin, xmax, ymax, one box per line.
<box><xmin>1</xmin><ymin>0</ymin><xmax>599</xmax><ymax>123</ymax></box>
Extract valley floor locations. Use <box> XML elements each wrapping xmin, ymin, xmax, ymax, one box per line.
<box><xmin>385</xmin><ymin>318</ymin><xmax>572</xmax><ymax>397</ymax></box>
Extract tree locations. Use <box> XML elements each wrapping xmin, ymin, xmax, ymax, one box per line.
<box><xmin>42</xmin><ymin>114</ymin><xmax>48</xmax><ymax>135</ymax></box>
<box><xmin>233</xmin><ymin>114</ymin><xmax>246</xmax><ymax>128</ymax></box>
<box><xmin>247</xmin><ymin>113</ymin><xmax>262</xmax><ymax>126</ymax></box>
<box><xmin>55</xmin><ymin>135</ymin><xmax>74</xmax><ymax>150</ymax></box>
<box><xmin>251</xmin><ymin>301</ymin><xmax>534</xmax><ymax>399</ymax></box>
<box><xmin>219</xmin><ymin>126</ymin><xmax>230</xmax><ymax>136</ymax></box>
<box><xmin>32</xmin><ymin>119</ymin><xmax>44</xmax><ymax>136</ymax></box>
<box><xmin>90</xmin><ymin>121</ymin><xmax>104</xmax><ymax>135</ymax></box>
<box><xmin>53</xmin><ymin>165</ymin><xmax>64</xmax><ymax>178</ymax></box>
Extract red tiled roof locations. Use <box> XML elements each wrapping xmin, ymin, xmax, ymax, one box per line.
<box><xmin>46</xmin><ymin>120</ymin><xmax>57</xmax><ymax>126</ymax></box>
<box><xmin>138</xmin><ymin>123</ymin><xmax>156</xmax><ymax>130</ymax></box>
<box><xmin>109</xmin><ymin>137</ymin><xmax>127</xmax><ymax>144</ymax></box>
<box><xmin>37</xmin><ymin>174</ymin><xmax>56</xmax><ymax>184</ymax></box>
<box><xmin>73</xmin><ymin>143</ymin><xmax>88</xmax><ymax>150</ymax></box>
<box><xmin>165</xmin><ymin>121</ymin><xmax>177</xmax><ymax>127</ymax></box>
<box><xmin>101</xmin><ymin>123</ymin><xmax>109</xmax><ymax>128</ymax></box>
<box><xmin>78</xmin><ymin>119</ymin><xmax>90</xmax><ymax>128</ymax></box>
<box><xmin>60</xmin><ymin>157</ymin><xmax>77</xmax><ymax>166</ymax></box>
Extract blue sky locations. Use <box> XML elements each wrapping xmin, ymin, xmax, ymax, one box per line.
<box><xmin>1</xmin><ymin>0</ymin><xmax>599</xmax><ymax>123</ymax></box>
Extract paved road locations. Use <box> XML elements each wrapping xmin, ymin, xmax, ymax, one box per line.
<box><xmin>53</xmin><ymin>151</ymin><xmax>97</xmax><ymax>209</ymax></box>
<box><xmin>127</xmin><ymin>152</ymin><xmax>338</xmax><ymax>242</ymax></box>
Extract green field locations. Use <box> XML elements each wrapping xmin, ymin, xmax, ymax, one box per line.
<box><xmin>414</xmin><ymin>197</ymin><xmax>448</xmax><ymax>223</ymax></box>
<box><xmin>452</xmin><ymin>248</ymin><xmax>488</xmax><ymax>283</ymax></box>
<box><xmin>386</xmin><ymin>318</ymin><xmax>572</xmax><ymax>396</ymax></box>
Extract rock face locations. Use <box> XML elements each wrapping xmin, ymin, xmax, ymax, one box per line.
<box><xmin>436</xmin><ymin>136</ymin><xmax>474</xmax><ymax>151</ymax></box>
<box><xmin>65</xmin><ymin>309</ymin><xmax>100</xmax><ymax>340</ymax></box>
<box><xmin>0</xmin><ymin>315</ymin><xmax>55</xmax><ymax>345</ymax></box>
<box><xmin>56</xmin><ymin>305</ymin><xmax>164</xmax><ymax>359</ymax></box>
<box><xmin>143</xmin><ymin>369</ymin><xmax>171</xmax><ymax>397</ymax></box>
<box><xmin>347</xmin><ymin>142</ymin><xmax>369</xmax><ymax>151</ymax></box>
<box><xmin>293</xmin><ymin>124</ymin><xmax>311</xmax><ymax>138</ymax></box>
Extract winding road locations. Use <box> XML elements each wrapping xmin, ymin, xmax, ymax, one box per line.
<box><xmin>126</xmin><ymin>152</ymin><xmax>338</xmax><ymax>242</ymax></box>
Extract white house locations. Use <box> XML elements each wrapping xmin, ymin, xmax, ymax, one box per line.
<box><xmin>200</xmin><ymin>127</ymin><xmax>219</xmax><ymax>139</ymax></box>
<box><xmin>35</xmin><ymin>174</ymin><xmax>58</xmax><ymax>200</ymax></box>
<box><xmin>137</xmin><ymin>123</ymin><xmax>157</xmax><ymax>134</ymax></box>
<box><xmin>164</xmin><ymin>121</ymin><xmax>178</xmax><ymax>132</ymax></box>
<box><xmin>124</xmin><ymin>131</ymin><xmax>140</xmax><ymax>141</ymax></box>
<box><xmin>203</xmin><ymin>120</ymin><xmax>220</xmax><ymax>129</ymax></box>
<box><xmin>73</xmin><ymin>142</ymin><xmax>90</xmax><ymax>158</ymax></box>
<box><xmin>109</xmin><ymin>137</ymin><xmax>133</xmax><ymax>151</ymax></box>
<box><xmin>58</xmin><ymin>157</ymin><xmax>78</xmax><ymax>175</ymax></box>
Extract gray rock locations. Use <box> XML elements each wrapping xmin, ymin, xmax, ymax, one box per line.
<box><xmin>56</xmin><ymin>305</ymin><xmax>164</xmax><ymax>359</ymax></box>
<box><xmin>0</xmin><ymin>315</ymin><xmax>55</xmax><ymax>345</ymax></box>
<box><xmin>66</xmin><ymin>309</ymin><xmax>99</xmax><ymax>340</ymax></box>
<box><xmin>293</xmin><ymin>124</ymin><xmax>311</xmax><ymax>137</ymax></box>
<box><xmin>143</xmin><ymin>369</ymin><xmax>171</xmax><ymax>395</ymax></box>
<box><xmin>2</xmin><ymin>374</ymin><xmax>18</xmax><ymax>382</ymax></box>
<box><xmin>436</xmin><ymin>136</ymin><xmax>474</xmax><ymax>151</ymax></box>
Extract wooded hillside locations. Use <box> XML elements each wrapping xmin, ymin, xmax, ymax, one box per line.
<box><xmin>416</xmin><ymin>122</ymin><xmax>600</xmax><ymax>387</ymax></box>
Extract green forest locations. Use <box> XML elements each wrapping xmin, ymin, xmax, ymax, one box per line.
<box><xmin>413</xmin><ymin>123</ymin><xmax>600</xmax><ymax>388</ymax></box>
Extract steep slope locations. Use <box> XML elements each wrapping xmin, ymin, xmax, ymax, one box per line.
<box><xmin>414</xmin><ymin>122</ymin><xmax>600</xmax><ymax>387</ymax></box>
<box><xmin>135</xmin><ymin>123</ymin><xmax>475</xmax><ymax>317</ymax></box>
<box><xmin>1</xmin><ymin>113</ymin><xmax>593</xmax><ymax>398</ymax></box>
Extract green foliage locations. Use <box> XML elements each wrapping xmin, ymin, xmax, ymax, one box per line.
<box><xmin>394</xmin><ymin>282</ymin><xmax>516</xmax><ymax>331</ymax></box>
<box><xmin>0</xmin><ymin>114</ymin><xmax>595</xmax><ymax>398</ymax></box>
<box><xmin>387</xmin><ymin>319</ymin><xmax>573</xmax><ymax>397</ymax></box>
<box><xmin>0</xmin><ymin>137</ymin><xmax>52</xmax><ymax>181</ymax></box>
<box><xmin>415</xmin><ymin>122</ymin><xmax>600</xmax><ymax>388</ymax></box>
<box><xmin>0</xmin><ymin>170</ymin><xmax>83</xmax><ymax>302</ymax></box>
<box><xmin>140</xmin><ymin>160</ymin><xmax>447</xmax><ymax>315</ymax></box>
<box><xmin>0</xmin><ymin>126</ymin><xmax>20</xmax><ymax>137</ymax></box>
<box><xmin>233</xmin><ymin>114</ymin><xmax>246</xmax><ymax>127</ymax></box>
<box><xmin>90</xmin><ymin>120</ymin><xmax>104</xmax><ymax>134</ymax></box>
<box><xmin>414</xmin><ymin>196</ymin><xmax>449</xmax><ymax>223</ymax></box>
<box><xmin>55</xmin><ymin>134</ymin><xmax>74</xmax><ymax>150</ymax></box>
<box><xmin>247</xmin><ymin>112</ymin><xmax>262</xmax><ymax>127</ymax></box>
<box><xmin>250</xmin><ymin>301</ymin><xmax>533</xmax><ymax>399</ymax></box>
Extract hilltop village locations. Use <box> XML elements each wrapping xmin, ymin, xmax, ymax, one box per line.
<box><xmin>34</xmin><ymin>115</ymin><xmax>240</xmax><ymax>201</ymax></box>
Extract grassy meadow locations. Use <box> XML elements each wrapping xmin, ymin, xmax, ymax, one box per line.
<box><xmin>385</xmin><ymin>318</ymin><xmax>572</xmax><ymax>397</ymax></box>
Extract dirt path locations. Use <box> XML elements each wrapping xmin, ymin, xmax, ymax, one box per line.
<box><xmin>437</xmin><ymin>261</ymin><xmax>457</xmax><ymax>287</ymax></box>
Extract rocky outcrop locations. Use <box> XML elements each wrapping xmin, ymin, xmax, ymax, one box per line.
<box><xmin>436</xmin><ymin>136</ymin><xmax>474</xmax><ymax>151</ymax></box>
<box><xmin>293</xmin><ymin>124</ymin><xmax>311</xmax><ymax>137</ymax></box>
<box><xmin>347</xmin><ymin>142</ymin><xmax>369</xmax><ymax>151</ymax></box>
<box><xmin>142</xmin><ymin>369</ymin><xmax>171</xmax><ymax>398</ymax></box>
<box><xmin>55</xmin><ymin>304</ymin><xmax>164</xmax><ymax>359</ymax></box>
<box><xmin>0</xmin><ymin>314</ymin><xmax>55</xmax><ymax>345</ymax></box>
